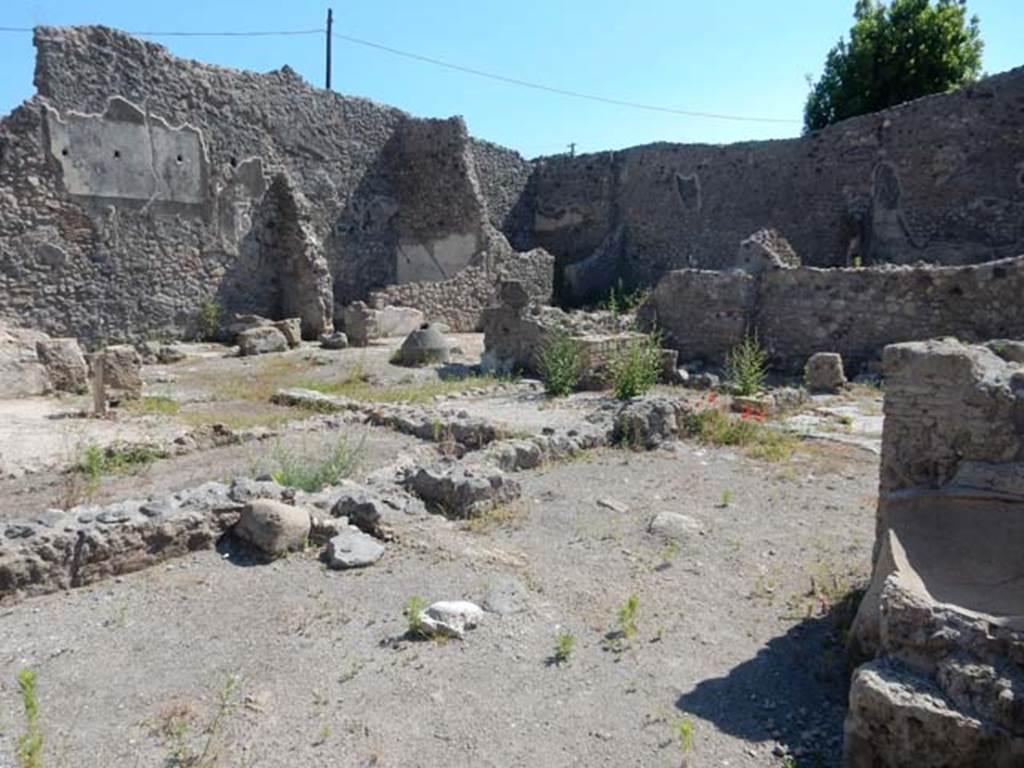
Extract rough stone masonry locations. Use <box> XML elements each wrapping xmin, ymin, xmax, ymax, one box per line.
<box><xmin>1</xmin><ymin>25</ymin><xmax>1023</xmax><ymax>344</ymax></box>
<box><xmin>0</xmin><ymin>25</ymin><xmax>551</xmax><ymax>344</ymax></box>
<box><xmin>844</xmin><ymin>339</ymin><xmax>1024</xmax><ymax>767</ymax></box>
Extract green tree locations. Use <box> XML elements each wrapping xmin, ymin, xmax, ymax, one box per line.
<box><xmin>804</xmin><ymin>0</ymin><xmax>983</xmax><ymax>131</ymax></box>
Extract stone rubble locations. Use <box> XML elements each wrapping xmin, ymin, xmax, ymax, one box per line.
<box><xmin>417</xmin><ymin>600</ymin><xmax>485</xmax><ymax>639</ymax></box>
<box><xmin>229</xmin><ymin>499</ymin><xmax>311</xmax><ymax>557</ymax></box>
<box><xmin>325</xmin><ymin>528</ymin><xmax>385</xmax><ymax>569</ymax></box>
<box><xmin>237</xmin><ymin>326</ymin><xmax>289</xmax><ymax>356</ymax></box>
<box><xmin>805</xmin><ymin>352</ymin><xmax>848</xmax><ymax>394</ymax></box>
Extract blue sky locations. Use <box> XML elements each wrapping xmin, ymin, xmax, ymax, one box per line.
<box><xmin>1</xmin><ymin>1</ymin><xmax>1019</xmax><ymax>157</ymax></box>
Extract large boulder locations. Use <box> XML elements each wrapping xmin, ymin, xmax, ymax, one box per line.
<box><xmin>319</xmin><ymin>331</ymin><xmax>349</xmax><ymax>350</ymax></box>
<box><xmin>272</xmin><ymin>318</ymin><xmax>302</xmax><ymax>348</ymax></box>
<box><xmin>36</xmin><ymin>338</ymin><xmax>88</xmax><ymax>394</ymax></box>
<box><xmin>613</xmin><ymin>397</ymin><xmax>689</xmax><ymax>449</ymax></box>
<box><xmin>393</xmin><ymin>324</ymin><xmax>450</xmax><ymax>367</ymax></box>
<box><xmin>237</xmin><ymin>326</ymin><xmax>288</xmax><ymax>356</ymax></box>
<box><xmin>805</xmin><ymin>352</ymin><xmax>847</xmax><ymax>393</ymax></box>
<box><xmin>342</xmin><ymin>302</ymin><xmax>425</xmax><ymax>347</ymax></box>
<box><xmin>403</xmin><ymin>461</ymin><xmax>520</xmax><ymax>518</ymax></box>
<box><xmin>325</xmin><ymin>528</ymin><xmax>385</xmax><ymax>569</ymax></box>
<box><xmin>843</xmin><ymin>659</ymin><xmax>1024</xmax><ymax>768</ymax></box>
<box><xmin>227</xmin><ymin>313</ymin><xmax>273</xmax><ymax>340</ymax></box>
<box><xmin>0</xmin><ymin>322</ymin><xmax>51</xmax><ymax>396</ymax></box>
<box><xmin>100</xmin><ymin>345</ymin><xmax>143</xmax><ymax>399</ymax></box>
<box><xmin>233</xmin><ymin>499</ymin><xmax>310</xmax><ymax>556</ymax></box>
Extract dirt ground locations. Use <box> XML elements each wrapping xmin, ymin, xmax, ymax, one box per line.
<box><xmin>0</xmin><ymin>334</ymin><xmax>882</xmax><ymax>768</ymax></box>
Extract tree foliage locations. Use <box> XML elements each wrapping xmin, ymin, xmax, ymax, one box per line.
<box><xmin>804</xmin><ymin>0</ymin><xmax>983</xmax><ymax>131</ymax></box>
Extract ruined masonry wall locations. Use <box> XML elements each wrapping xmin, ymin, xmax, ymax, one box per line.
<box><xmin>645</xmin><ymin>256</ymin><xmax>1024</xmax><ymax>371</ymax></box>
<box><xmin>370</xmin><ymin>248</ymin><xmax>554</xmax><ymax>332</ymax></box>
<box><xmin>536</xmin><ymin>66</ymin><xmax>1024</xmax><ymax>301</ymax></box>
<box><xmin>0</xmin><ymin>26</ymin><xmax>537</xmax><ymax>344</ymax></box>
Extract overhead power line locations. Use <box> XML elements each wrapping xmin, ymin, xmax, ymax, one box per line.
<box><xmin>0</xmin><ymin>23</ymin><xmax>798</xmax><ymax>124</ymax></box>
<box><xmin>0</xmin><ymin>26</ymin><xmax>322</xmax><ymax>37</ymax></box>
<box><xmin>331</xmin><ymin>32</ymin><xmax>798</xmax><ymax>124</ymax></box>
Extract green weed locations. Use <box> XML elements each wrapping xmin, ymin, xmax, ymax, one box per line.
<box><xmin>610</xmin><ymin>333</ymin><xmax>662</xmax><ymax>400</ymax></box>
<box><xmin>74</xmin><ymin>442</ymin><xmax>166</xmax><ymax>495</ymax></box>
<box><xmin>267</xmin><ymin>436</ymin><xmax>364</xmax><ymax>493</ymax></box>
<box><xmin>675</xmin><ymin>716</ymin><xmax>694</xmax><ymax>758</ymax></box>
<box><xmin>618</xmin><ymin>594</ymin><xmax>640</xmax><ymax>641</ymax></box>
<box><xmin>404</xmin><ymin>596</ymin><xmax>428</xmax><ymax>638</ymax></box>
<box><xmin>16</xmin><ymin>669</ymin><xmax>43</xmax><ymax>768</ymax></box>
<box><xmin>681</xmin><ymin>406</ymin><xmax>796</xmax><ymax>462</ymax></box>
<box><xmin>126</xmin><ymin>395</ymin><xmax>180</xmax><ymax>416</ymax></box>
<box><xmin>154</xmin><ymin>675</ymin><xmax>241</xmax><ymax>767</ymax></box>
<box><xmin>552</xmin><ymin>629</ymin><xmax>576</xmax><ymax>665</ymax></box>
<box><xmin>537</xmin><ymin>329</ymin><xmax>584</xmax><ymax>397</ymax></box>
<box><xmin>603</xmin><ymin>279</ymin><xmax>650</xmax><ymax>315</ymax></box>
<box><xmin>196</xmin><ymin>298</ymin><xmax>222</xmax><ymax>342</ymax></box>
<box><xmin>726</xmin><ymin>333</ymin><xmax>769</xmax><ymax>396</ymax></box>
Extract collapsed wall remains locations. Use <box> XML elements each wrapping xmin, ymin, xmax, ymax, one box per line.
<box><xmin>642</xmin><ymin>254</ymin><xmax>1024</xmax><ymax>372</ymax></box>
<box><xmin>843</xmin><ymin>339</ymin><xmax>1024</xmax><ymax>767</ymax></box>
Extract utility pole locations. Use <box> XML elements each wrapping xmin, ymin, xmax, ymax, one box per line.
<box><xmin>568</xmin><ymin>142</ymin><xmax>576</xmax><ymax>157</ymax></box>
<box><xmin>325</xmin><ymin>8</ymin><xmax>333</xmax><ymax>90</ymax></box>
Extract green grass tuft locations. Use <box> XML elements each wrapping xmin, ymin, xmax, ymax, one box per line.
<box><xmin>266</xmin><ymin>437</ymin><xmax>364</xmax><ymax>493</ymax></box>
<box><xmin>126</xmin><ymin>395</ymin><xmax>180</xmax><ymax>416</ymax></box>
<box><xmin>681</xmin><ymin>407</ymin><xmax>796</xmax><ymax>462</ymax></box>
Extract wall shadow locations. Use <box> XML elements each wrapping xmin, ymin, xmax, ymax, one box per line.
<box><xmin>675</xmin><ymin>609</ymin><xmax>856</xmax><ymax>767</ymax></box>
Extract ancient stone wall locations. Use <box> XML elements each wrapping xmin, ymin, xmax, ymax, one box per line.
<box><xmin>369</xmin><ymin>246</ymin><xmax>554</xmax><ymax>331</ymax></box>
<box><xmin>843</xmin><ymin>339</ymin><xmax>1024</xmax><ymax>766</ymax></box>
<box><xmin>643</xmin><ymin>256</ymin><xmax>1024</xmax><ymax>371</ymax></box>
<box><xmin>533</xmin><ymin>67</ymin><xmax>1024</xmax><ymax>302</ymax></box>
<box><xmin>0</xmin><ymin>26</ymin><xmax>542</xmax><ymax>345</ymax></box>
<box><xmin>2</xmin><ymin>24</ymin><xmax>1023</xmax><ymax>344</ymax></box>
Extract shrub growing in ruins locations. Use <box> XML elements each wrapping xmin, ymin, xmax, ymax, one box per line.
<box><xmin>804</xmin><ymin>0</ymin><xmax>983</xmax><ymax>131</ymax></box>
<box><xmin>610</xmin><ymin>333</ymin><xmax>662</xmax><ymax>400</ymax></box>
<box><xmin>538</xmin><ymin>329</ymin><xmax>584</xmax><ymax>396</ymax></box>
<box><xmin>726</xmin><ymin>334</ymin><xmax>768</xmax><ymax>396</ymax></box>
<box><xmin>196</xmin><ymin>298</ymin><xmax>222</xmax><ymax>342</ymax></box>
<box><xmin>603</xmin><ymin>280</ymin><xmax>650</xmax><ymax>316</ymax></box>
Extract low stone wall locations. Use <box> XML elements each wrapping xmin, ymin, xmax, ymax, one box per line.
<box><xmin>368</xmin><ymin>245</ymin><xmax>554</xmax><ymax>331</ymax></box>
<box><xmin>843</xmin><ymin>339</ymin><xmax>1024</xmax><ymax>766</ymax></box>
<box><xmin>643</xmin><ymin>255</ymin><xmax>1024</xmax><ymax>371</ymax></box>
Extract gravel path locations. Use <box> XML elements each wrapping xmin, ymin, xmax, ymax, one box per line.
<box><xmin>0</xmin><ymin>441</ymin><xmax>876</xmax><ymax>767</ymax></box>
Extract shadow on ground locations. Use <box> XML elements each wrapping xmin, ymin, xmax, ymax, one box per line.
<box><xmin>676</xmin><ymin>612</ymin><xmax>854</xmax><ymax>767</ymax></box>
